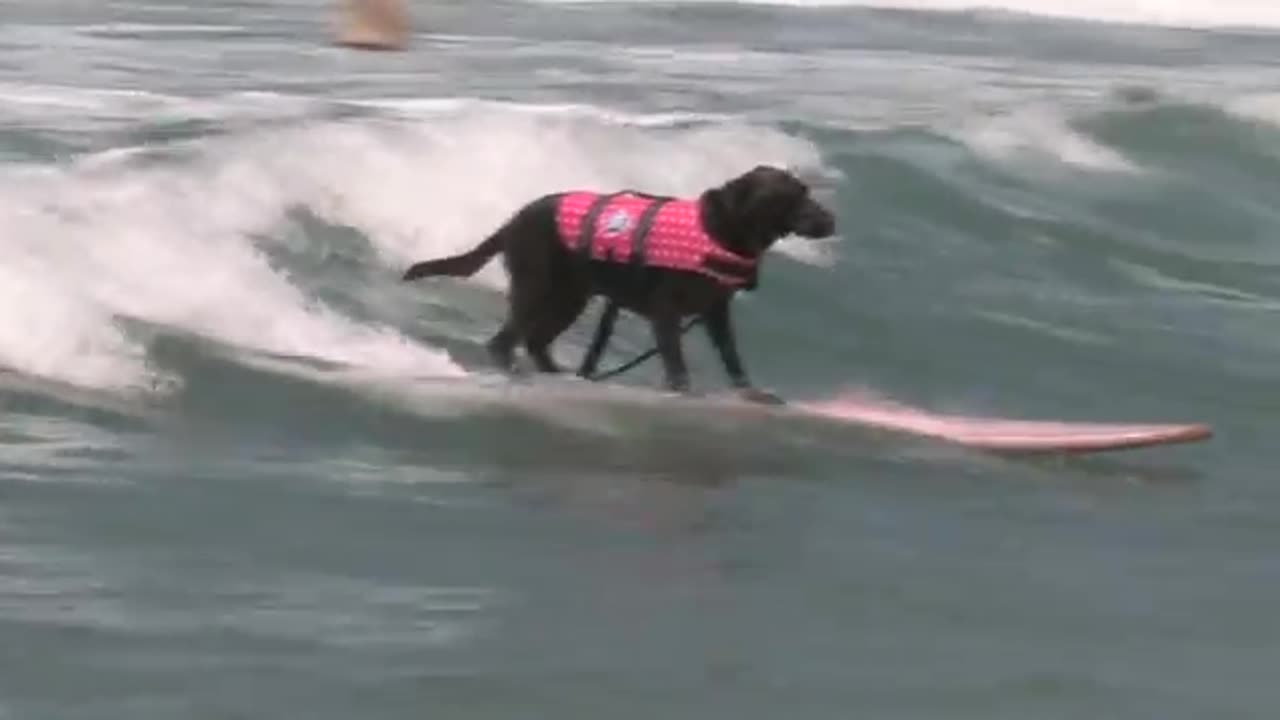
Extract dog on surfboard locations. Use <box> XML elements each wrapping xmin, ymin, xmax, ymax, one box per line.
<box><xmin>401</xmin><ymin>165</ymin><xmax>836</xmax><ymax>403</ymax></box>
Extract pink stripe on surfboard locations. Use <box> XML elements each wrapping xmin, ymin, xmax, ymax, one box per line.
<box><xmin>796</xmin><ymin>395</ymin><xmax>1212</xmax><ymax>453</ymax></box>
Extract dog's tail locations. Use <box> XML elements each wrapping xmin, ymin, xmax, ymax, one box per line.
<box><xmin>401</xmin><ymin>230</ymin><xmax>505</xmax><ymax>281</ymax></box>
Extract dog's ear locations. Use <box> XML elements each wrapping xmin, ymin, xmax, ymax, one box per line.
<box><xmin>699</xmin><ymin>180</ymin><xmax>745</xmax><ymax>238</ymax></box>
<box><xmin>705</xmin><ymin>169</ymin><xmax>765</xmax><ymax>219</ymax></box>
<box><xmin>700</xmin><ymin>165</ymin><xmax>798</xmax><ymax>254</ymax></box>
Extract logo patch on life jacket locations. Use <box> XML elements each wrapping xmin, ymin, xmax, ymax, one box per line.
<box><xmin>601</xmin><ymin>209</ymin><xmax>632</xmax><ymax>236</ymax></box>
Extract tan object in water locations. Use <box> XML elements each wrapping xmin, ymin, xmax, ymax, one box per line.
<box><xmin>336</xmin><ymin>0</ymin><xmax>409</xmax><ymax>51</ymax></box>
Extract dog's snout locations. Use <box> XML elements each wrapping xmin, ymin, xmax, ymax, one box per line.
<box><xmin>813</xmin><ymin>208</ymin><xmax>836</xmax><ymax>236</ymax></box>
<box><xmin>795</xmin><ymin>201</ymin><xmax>836</xmax><ymax>238</ymax></box>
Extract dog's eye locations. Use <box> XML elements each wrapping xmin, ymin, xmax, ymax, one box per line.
<box><xmin>810</xmin><ymin>186</ymin><xmax>837</xmax><ymax>204</ymax></box>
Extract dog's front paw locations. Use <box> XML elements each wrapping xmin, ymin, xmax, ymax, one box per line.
<box><xmin>664</xmin><ymin>376</ymin><xmax>692</xmax><ymax>395</ymax></box>
<box><xmin>660</xmin><ymin>380</ymin><xmax>705</xmax><ymax>402</ymax></box>
<box><xmin>738</xmin><ymin>386</ymin><xmax>786</xmax><ymax>406</ymax></box>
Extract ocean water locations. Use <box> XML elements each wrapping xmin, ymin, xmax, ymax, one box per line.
<box><xmin>1</xmin><ymin>0</ymin><xmax>1278</xmax><ymax>717</ymax></box>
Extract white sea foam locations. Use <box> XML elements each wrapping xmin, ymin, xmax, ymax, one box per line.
<box><xmin>949</xmin><ymin>106</ymin><xmax>1139</xmax><ymax>174</ymax></box>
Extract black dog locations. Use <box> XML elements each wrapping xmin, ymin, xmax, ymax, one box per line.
<box><xmin>401</xmin><ymin>165</ymin><xmax>835</xmax><ymax>403</ymax></box>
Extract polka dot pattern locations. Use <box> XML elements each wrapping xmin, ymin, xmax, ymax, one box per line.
<box><xmin>556</xmin><ymin>192</ymin><xmax>756</xmax><ymax>287</ymax></box>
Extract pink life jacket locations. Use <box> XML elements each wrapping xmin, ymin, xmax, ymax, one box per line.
<box><xmin>555</xmin><ymin>191</ymin><xmax>756</xmax><ymax>288</ymax></box>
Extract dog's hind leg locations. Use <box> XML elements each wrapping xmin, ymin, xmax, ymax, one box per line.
<box><xmin>525</xmin><ymin>290</ymin><xmax>589</xmax><ymax>374</ymax></box>
<box><xmin>486</xmin><ymin>325</ymin><xmax>519</xmax><ymax>372</ymax></box>
<box><xmin>487</xmin><ymin>278</ymin><xmax>542</xmax><ymax>373</ymax></box>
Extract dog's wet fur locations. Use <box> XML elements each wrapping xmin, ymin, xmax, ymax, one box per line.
<box><xmin>401</xmin><ymin>165</ymin><xmax>836</xmax><ymax>403</ymax></box>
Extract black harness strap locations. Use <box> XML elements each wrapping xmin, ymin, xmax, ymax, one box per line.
<box><xmin>588</xmin><ymin>315</ymin><xmax>702</xmax><ymax>382</ymax></box>
<box><xmin>628</xmin><ymin>197</ymin><xmax>673</xmax><ymax>269</ymax></box>
<box><xmin>702</xmin><ymin>254</ymin><xmax>757</xmax><ymax>287</ymax></box>
<box><xmin>576</xmin><ymin>193</ymin><xmax>622</xmax><ymax>260</ymax></box>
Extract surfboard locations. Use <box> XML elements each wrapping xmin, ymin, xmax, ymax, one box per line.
<box><xmin>384</xmin><ymin>377</ymin><xmax>1210</xmax><ymax>455</ymax></box>
<box><xmin>466</xmin><ymin>382</ymin><xmax>1211</xmax><ymax>455</ymax></box>
<box><xmin>223</xmin><ymin>350</ymin><xmax>1212</xmax><ymax>455</ymax></box>
<box><xmin>793</xmin><ymin>393</ymin><xmax>1212</xmax><ymax>454</ymax></box>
